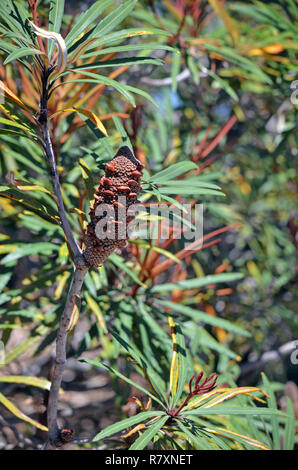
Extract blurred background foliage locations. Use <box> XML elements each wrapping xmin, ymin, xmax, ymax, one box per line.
<box><xmin>0</xmin><ymin>0</ymin><xmax>297</xmax><ymax>449</ymax></box>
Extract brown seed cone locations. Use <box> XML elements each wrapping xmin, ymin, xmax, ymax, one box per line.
<box><xmin>83</xmin><ymin>146</ymin><xmax>144</xmax><ymax>268</ymax></box>
<box><xmin>53</xmin><ymin>428</ymin><xmax>74</xmax><ymax>447</ymax></box>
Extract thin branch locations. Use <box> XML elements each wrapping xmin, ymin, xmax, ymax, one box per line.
<box><xmin>240</xmin><ymin>340</ymin><xmax>298</xmax><ymax>378</ymax></box>
<box><xmin>0</xmin><ymin>414</ymin><xmax>35</xmax><ymax>448</ymax></box>
<box><xmin>38</xmin><ymin>66</ymin><xmax>84</xmax><ymax>265</ymax></box>
<box><xmin>37</xmin><ymin>65</ymin><xmax>89</xmax><ymax>447</ymax></box>
<box><xmin>46</xmin><ymin>265</ymin><xmax>88</xmax><ymax>445</ymax></box>
<box><xmin>141</xmin><ymin>68</ymin><xmax>191</xmax><ymax>87</ymax></box>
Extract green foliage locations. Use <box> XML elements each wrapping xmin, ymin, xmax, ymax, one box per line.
<box><xmin>0</xmin><ymin>0</ymin><xmax>297</xmax><ymax>450</ymax></box>
<box><xmin>81</xmin><ymin>327</ymin><xmax>293</xmax><ymax>450</ymax></box>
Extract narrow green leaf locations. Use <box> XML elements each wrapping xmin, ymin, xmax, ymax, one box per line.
<box><xmin>171</xmin><ymin>321</ymin><xmax>188</xmax><ymax>408</ymax></box>
<box><xmin>0</xmin><ymin>242</ymin><xmax>59</xmax><ymax>264</ymax></box>
<box><xmin>283</xmin><ymin>397</ymin><xmax>295</xmax><ymax>450</ymax></box>
<box><xmin>156</xmin><ymin>300</ymin><xmax>251</xmax><ymax>337</ymax></box>
<box><xmin>183</xmin><ymin>406</ymin><xmax>284</xmax><ymax>417</ymax></box>
<box><xmin>0</xmin><ymin>375</ymin><xmax>52</xmax><ymax>390</ymax></box>
<box><xmin>0</xmin><ymin>39</ymin><xmax>19</xmax><ymax>53</ymax></box>
<box><xmin>82</xmin><ymin>358</ymin><xmax>165</xmax><ymax>408</ymax></box>
<box><xmin>54</xmin><ymin>74</ymin><xmax>136</xmax><ymax>106</ymax></box>
<box><xmin>3</xmin><ymin>47</ymin><xmax>43</xmax><ymax>65</ymax></box>
<box><xmin>0</xmin><ymin>272</ymin><xmax>12</xmax><ymax>291</ymax></box>
<box><xmin>0</xmin><ymin>117</ymin><xmax>36</xmax><ymax>134</ymax></box>
<box><xmin>0</xmin><ymin>392</ymin><xmax>47</xmax><ymax>431</ymax></box>
<box><xmin>69</xmin><ymin>57</ymin><xmax>163</xmax><ymax>71</ymax></box>
<box><xmin>91</xmin><ymin>0</ymin><xmax>138</xmax><ymax>39</ymax></box>
<box><xmin>0</xmin><ymin>324</ymin><xmax>28</xmax><ymax>329</ymax></box>
<box><xmin>187</xmin><ymin>55</ymin><xmax>200</xmax><ymax>85</ymax></box>
<box><xmin>109</xmin><ymin>253</ymin><xmax>146</xmax><ymax>287</ymax></box>
<box><xmin>82</xmin><ymin>43</ymin><xmax>173</xmax><ymax>58</ymax></box>
<box><xmin>93</xmin><ymin>410</ymin><xmax>164</xmax><ymax>442</ymax></box>
<box><xmin>200</xmin><ymin>42</ymin><xmax>272</xmax><ymax>84</ymax></box>
<box><xmin>151</xmin><ymin>273</ymin><xmax>243</xmax><ymax>292</ymax></box>
<box><xmin>261</xmin><ymin>372</ymin><xmax>281</xmax><ymax>450</ymax></box>
<box><xmin>176</xmin><ymin>421</ymin><xmax>214</xmax><ymax>450</ymax></box>
<box><xmin>48</xmin><ymin>0</ymin><xmax>65</xmax><ymax>55</ymax></box>
<box><xmin>0</xmin><ymin>326</ymin><xmax>48</xmax><ymax>368</ymax></box>
<box><xmin>192</xmin><ymin>325</ymin><xmax>239</xmax><ymax>359</ymax></box>
<box><xmin>171</xmin><ymin>51</ymin><xmax>181</xmax><ymax>92</ymax></box>
<box><xmin>0</xmin><ymin>129</ymin><xmax>38</xmax><ymax>140</ymax></box>
<box><xmin>78</xmin><ymin>27</ymin><xmax>172</xmax><ymax>58</ymax></box>
<box><xmin>79</xmin><ymin>158</ymin><xmax>95</xmax><ymax>202</ymax></box>
<box><xmin>108</xmin><ymin>330</ymin><xmax>169</xmax><ymax>406</ymax></box>
<box><xmin>125</xmin><ymin>84</ymin><xmax>159</xmax><ymax>107</ymax></box>
<box><xmin>197</xmin><ymin>61</ymin><xmax>238</xmax><ymax>101</ymax></box>
<box><xmin>65</xmin><ymin>0</ymin><xmax>111</xmax><ymax>47</ymax></box>
<box><xmin>1</xmin><ymin>1</ymin><xmax>33</xmax><ymax>42</ymax></box>
<box><xmin>158</xmin><ymin>178</ymin><xmax>221</xmax><ymax>189</ymax></box>
<box><xmin>137</xmin><ymin>299</ymin><xmax>172</xmax><ymax>347</ymax></box>
<box><xmin>112</xmin><ymin>115</ymin><xmax>132</xmax><ymax>148</ymax></box>
<box><xmin>159</xmin><ymin>186</ymin><xmax>224</xmax><ymax>196</ymax></box>
<box><xmin>0</xmin><ymin>187</ymin><xmax>59</xmax><ymax>223</ymax></box>
<box><xmin>129</xmin><ymin>415</ymin><xmax>168</xmax><ymax>450</ymax></box>
<box><xmin>191</xmin><ymin>417</ymin><xmax>270</xmax><ymax>450</ymax></box>
<box><xmin>149</xmin><ymin>162</ymin><xmax>198</xmax><ymax>184</ymax></box>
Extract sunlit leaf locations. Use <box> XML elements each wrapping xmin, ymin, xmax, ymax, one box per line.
<box><xmin>156</xmin><ymin>300</ymin><xmax>251</xmax><ymax>337</ymax></box>
<box><xmin>48</xmin><ymin>0</ymin><xmax>65</xmax><ymax>55</ymax></box>
<box><xmin>3</xmin><ymin>47</ymin><xmax>45</xmax><ymax>65</ymax></box>
<box><xmin>0</xmin><ymin>375</ymin><xmax>52</xmax><ymax>390</ymax></box>
<box><xmin>92</xmin><ymin>410</ymin><xmax>164</xmax><ymax>442</ymax></box>
<box><xmin>50</xmin><ymin>108</ymin><xmax>108</xmax><ymax>136</ymax></box>
<box><xmin>129</xmin><ymin>415</ymin><xmax>168</xmax><ymax>450</ymax></box>
<box><xmin>0</xmin><ymin>392</ymin><xmax>47</xmax><ymax>431</ymax></box>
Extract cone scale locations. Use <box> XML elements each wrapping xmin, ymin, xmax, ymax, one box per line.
<box><xmin>83</xmin><ymin>146</ymin><xmax>144</xmax><ymax>268</ymax></box>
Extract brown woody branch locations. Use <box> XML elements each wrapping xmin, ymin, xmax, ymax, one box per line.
<box><xmin>39</xmin><ymin>66</ymin><xmax>84</xmax><ymax>265</ymax></box>
<box><xmin>46</xmin><ymin>266</ymin><xmax>88</xmax><ymax>446</ymax></box>
<box><xmin>38</xmin><ymin>65</ymin><xmax>89</xmax><ymax>447</ymax></box>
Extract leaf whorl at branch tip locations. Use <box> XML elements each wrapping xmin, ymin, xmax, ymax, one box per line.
<box><xmin>83</xmin><ymin>146</ymin><xmax>144</xmax><ymax>268</ymax></box>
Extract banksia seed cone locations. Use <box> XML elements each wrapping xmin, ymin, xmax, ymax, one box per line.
<box><xmin>83</xmin><ymin>146</ymin><xmax>144</xmax><ymax>268</ymax></box>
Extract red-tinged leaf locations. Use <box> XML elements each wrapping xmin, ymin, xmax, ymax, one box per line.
<box><xmin>200</xmin><ymin>116</ymin><xmax>237</xmax><ymax>159</ymax></box>
<box><xmin>186</xmin><ymin>387</ymin><xmax>269</xmax><ymax>410</ymax></box>
<box><xmin>151</xmin><ymin>239</ymin><xmax>221</xmax><ymax>279</ymax></box>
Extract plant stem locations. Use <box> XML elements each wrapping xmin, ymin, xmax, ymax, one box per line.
<box><xmin>39</xmin><ymin>66</ymin><xmax>83</xmax><ymax>265</ymax></box>
<box><xmin>38</xmin><ymin>65</ymin><xmax>89</xmax><ymax>446</ymax></box>
<box><xmin>47</xmin><ymin>265</ymin><xmax>88</xmax><ymax>444</ymax></box>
